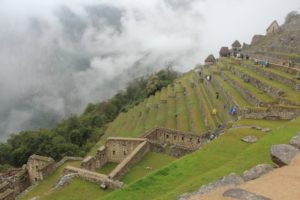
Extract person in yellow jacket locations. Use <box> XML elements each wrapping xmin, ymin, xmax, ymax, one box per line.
<box><xmin>212</xmin><ymin>108</ymin><xmax>217</xmax><ymax>115</ymax></box>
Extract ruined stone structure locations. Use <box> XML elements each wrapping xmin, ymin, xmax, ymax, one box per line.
<box><xmin>0</xmin><ymin>166</ymin><xmax>30</xmax><ymax>200</ymax></box>
<box><xmin>266</xmin><ymin>20</ymin><xmax>280</xmax><ymax>35</ymax></box>
<box><xmin>27</xmin><ymin>155</ymin><xmax>56</xmax><ymax>184</ymax></box>
<box><xmin>79</xmin><ymin>127</ymin><xmax>211</xmax><ymax>188</ymax></box>
<box><xmin>64</xmin><ymin>166</ymin><xmax>122</xmax><ymax>189</ymax></box>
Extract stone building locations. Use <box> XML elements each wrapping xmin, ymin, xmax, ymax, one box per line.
<box><xmin>26</xmin><ymin>155</ymin><xmax>55</xmax><ymax>184</ymax></box>
<box><xmin>266</xmin><ymin>20</ymin><xmax>280</xmax><ymax>35</ymax></box>
<box><xmin>204</xmin><ymin>54</ymin><xmax>216</xmax><ymax>65</ymax></box>
<box><xmin>231</xmin><ymin>40</ymin><xmax>242</xmax><ymax>57</ymax></box>
<box><xmin>219</xmin><ymin>47</ymin><xmax>230</xmax><ymax>57</ymax></box>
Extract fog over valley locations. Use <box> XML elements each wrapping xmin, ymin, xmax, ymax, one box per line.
<box><xmin>0</xmin><ymin>0</ymin><xmax>299</xmax><ymax>141</ymax></box>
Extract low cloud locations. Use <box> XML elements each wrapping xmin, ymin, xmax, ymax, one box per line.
<box><xmin>0</xmin><ymin>0</ymin><xmax>205</xmax><ymax>141</ymax></box>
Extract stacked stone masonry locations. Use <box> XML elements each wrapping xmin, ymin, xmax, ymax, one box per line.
<box><xmin>64</xmin><ymin>166</ymin><xmax>122</xmax><ymax>189</ymax></box>
<box><xmin>109</xmin><ymin>141</ymin><xmax>149</xmax><ymax>180</ymax></box>
<box><xmin>221</xmin><ymin>72</ymin><xmax>262</xmax><ymax>106</ymax></box>
<box><xmin>241</xmin><ymin>63</ymin><xmax>299</xmax><ymax>91</ymax></box>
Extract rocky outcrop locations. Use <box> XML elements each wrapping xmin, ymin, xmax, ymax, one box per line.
<box><xmin>223</xmin><ymin>188</ymin><xmax>271</xmax><ymax>200</ymax></box>
<box><xmin>177</xmin><ymin>173</ymin><xmax>244</xmax><ymax>200</ymax></box>
<box><xmin>242</xmin><ymin>164</ymin><xmax>273</xmax><ymax>181</ymax></box>
<box><xmin>241</xmin><ymin>136</ymin><xmax>258</xmax><ymax>143</ymax></box>
<box><xmin>270</xmin><ymin>144</ymin><xmax>299</xmax><ymax>166</ymax></box>
<box><xmin>289</xmin><ymin>132</ymin><xmax>300</xmax><ymax>149</ymax></box>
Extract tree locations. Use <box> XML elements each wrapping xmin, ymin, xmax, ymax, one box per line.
<box><xmin>146</xmin><ymin>75</ymin><xmax>162</xmax><ymax>96</ymax></box>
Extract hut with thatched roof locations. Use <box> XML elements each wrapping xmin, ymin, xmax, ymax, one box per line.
<box><xmin>232</xmin><ymin>40</ymin><xmax>242</xmax><ymax>49</ymax></box>
<box><xmin>205</xmin><ymin>54</ymin><xmax>216</xmax><ymax>65</ymax></box>
<box><xmin>231</xmin><ymin>40</ymin><xmax>242</xmax><ymax>57</ymax></box>
<box><xmin>219</xmin><ymin>47</ymin><xmax>230</xmax><ymax>57</ymax></box>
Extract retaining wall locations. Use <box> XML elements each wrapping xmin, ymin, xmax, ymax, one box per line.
<box><xmin>221</xmin><ymin>72</ymin><xmax>262</xmax><ymax>106</ymax></box>
<box><xmin>240</xmin><ymin>106</ymin><xmax>300</xmax><ymax>120</ymax></box>
<box><xmin>109</xmin><ymin>141</ymin><xmax>150</xmax><ymax>180</ymax></box>
<box><xmin>144</xmin><ymin>128</ymin><xmax>209</xmax><ymax>150</ymax></box>
<box><xmin>242</xmin><ymin>63</ymin><xmax>297</xmax><ymax>88</ymax></box>
<box><xmin>64</xmin><ymin>166</ymin><xmax>122</xmax><ymax>189</ymax></box>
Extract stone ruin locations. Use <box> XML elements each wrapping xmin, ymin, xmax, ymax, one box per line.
<box><xmin>0</xmin><ymin>156</ymin><xmax>82</xmax><ymax>200</ymax></box>
<box><xmin>65</xmin><ymin>127</ymin><xmax>213</xmax><ymax>190</ymax></box>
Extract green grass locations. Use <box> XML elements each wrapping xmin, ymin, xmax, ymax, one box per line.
<box><xmin>165</xmin><ymin>85</ymin><xmax>177</xmax><ymax>129</ymax></box>
<box><xmin>231</xmin><ymin>63</ymin><xmax>300</xmax><ymax>104</ymax></box>
<box><xmin>96</xmin><ymin>163</ymin><xmax>118</xmax><ymax>175</ymax></box>
<box><xmin>41</xmin><ymin>178</ymin><xmax>112</xmax><ymax>200</ymax></box>
<box><xmin>222</xmin><ymin>70</ymin><xmax>275</xmax><ymax>104</ymax></box>
<box><xmin>121</xmin><ymin>152</ymin><xmax>176</xmax><ymax>184</ymax></box>
<box><xmin>181</xmin><ymin>75</ymin><xmax>207</xmax><ymax>134</ymax></box>
<box><xmin>175</xmin><ymin>81</ymin><xmax>191</xmax><ymax>132</ymax></box>
<box><xmin>155</xmin><ymin>88</ymin><xmax>168</xmax><ymax>127</ymax></box>
<box><xmin>101</xmin><ymin>117</ymin><xmax>299</xmax><ymax>200</ymax></box>
<box><xmin>20</xmin><ymin>161</ymin><xmax>81</xmax><ymax>200</ymax></box>
<box><xmin>214</xmin><ymin>75</ymin><xmax>251</xmax><ymax>108</ymax></box>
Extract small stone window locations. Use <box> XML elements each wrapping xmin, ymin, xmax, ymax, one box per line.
<box><xmin>174</xmin><ymin>136</ymin><xmax>176</xmax><ymax>140</ymax></box>
<box><xmin>35</xmin><ymin>178</ymin><xmax>38</xmax><ymax>182</ymax></box>
<box><xmin>182</xmin><ymin>136</ymin><xmax>184</xmax><ymax>141</ymax></box>
<box><xmin>123</xmin><ymin>151</ymin><xmax>127</xmax><ymax>156</ymax></box>
<box><xmin>197</xmin><ymin>139</ymin><xmax>201</xmax><ymax>144</ymax></box>
<box><xmin>189</xmin><ymin>138</ymin><xmax>192</xmax><ymax>142</ymax></box>
<box><xmin>166</xmin><ymin>134</ymin><xmax>169</xmax><ymax>139</ymax></box>
<box><xmin>113</xmin><ymin>150</ymin><xmax>116</xmax><ymax>155</ymax></box>
<box><xmin>36</xmin><ymin>165</ymin><xmax>38</xmax><ymax>169</ymax></box>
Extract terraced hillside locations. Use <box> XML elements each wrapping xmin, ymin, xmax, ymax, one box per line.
<box><xmin>21</xmin><ymin>56</ymin><xmax>300</xmax><ymax>200</ymax></box>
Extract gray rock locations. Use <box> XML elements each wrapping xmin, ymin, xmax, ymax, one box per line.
<box><xmin>242</xmin><ymin>164</ymin><xmax>273</xmax><ymax>181</ymax></box>
<box><xmin>261</xmin><ymin>128</ymin><xmax>271</xmax><ymax>133</ymax></box>
<box><xmin>290</xmin><ymin>135</ymin><xmax>300</xmax><ymax>149</ymax></box>
<box><xmin>241</xmin><ymin>136</ymin><xmax>258</xmax><ymax>143</ymax></box>
<box><xmin>177</xmin><ymin>173</ymin><xmax>244</xmax><ymax>200</ymax></box>
<box><xmin>270</xmin><ymin>144</ymin><xmax>299</xmax><ymax>166</ymax></box>
<box><xmin>290</xmin><ymin>132</ymin><xmax>300</xmax><ymax>149</ymax></box>
<box><xmin>223</xmin><ymin>188</ymin><xmax>271</xmax><ymax>200</ymax></box>
<box><xmin>251</xmin><ymin>126</ymin><xmax>262</xmax><ymax>130</ymax></box>
<box><xmin>53</xmin><ymin>173</ymin><xmax>77</xmax><ymax>189</ymax></box>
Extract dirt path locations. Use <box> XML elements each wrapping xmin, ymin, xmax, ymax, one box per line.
<box><xmin>189</xmin><ymin>154</ymin><xmax>300</xmax><ymax>200</ymax></box>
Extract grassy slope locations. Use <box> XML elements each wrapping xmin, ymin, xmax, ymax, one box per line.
<box><xmin>101</xmin><ymin>117</ymin><xmax>300</xmax><ymax>200</ymax></box>
<box><xmin>41</xmin><ymin>178</ymin><xmax>113</xmax><ymax>200</ymax></box>
<box><xmin>122</xmin><ymin>152</ymin><xmax>176</xmax><ymax>184</ymax></box>
<box><xmin>231</xmin><ymin>63</ymin><xmax>300</xmax><ymax>104</ymax></box>
<box><xmin>20</xmin><ymin>161</ymin><xmax>81</xmax><ymax>200</ymax></box>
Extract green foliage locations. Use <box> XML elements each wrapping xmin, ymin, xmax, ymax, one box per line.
<box><xmin>2</xmin><ymin>68</ymin><xmax>178</xmax><ymax>168</ymax></box>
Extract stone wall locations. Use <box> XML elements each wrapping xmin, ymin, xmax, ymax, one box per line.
<box><xmin>105</xmin><ymin>137</ymin><xmax>147</xmax><ymax>163</ymax></box>
<box><xmin>55</xmin><ymin>157</ymin><xmax>83</xmax><ymax>169</ymax></box>
<box><xmin>210</xmin><ymin>70</ymin><xmax>239</xmax><ymax>109</ymax></box>
<box><xmin>229</xmin><ymin>66</ymin><xmax>285</xmax><ymax>99</ymax></box>
<box><xmin>64</xmin><ymin>166</ymin><xmax>123</xmax><ymax>189</ymax></box>
<box><xmin>26</xmin><ymin>155</ymin><xmax>56</xmax><ymax>184</ymax></box>
<box><xmin>221</xmin><ymin>72</ymin><xmax>262</xmax><ymax>106</ymax></box>
<box><xmin>241</xmin><ymin>63</ymin><xmax>300</xmax><ymax>92</ymax></box>
<box><xmin>108</xmin><ymin>141</ymin><xmax>150</xmax><ymax>180</ymax></box>
<box><xmin>0</xmin><ymin>188</ymin><xmax>14</xmax><ymax>200</ymax></box>
<box><xmin>144</xmin><ymin>128</ymin><xmax>209</xmax><ymax>150</ymax></box>
<box><xmin>240</xmin><ymin>106</ymin><xmax>300</xmax><ymax>120</ymax></box>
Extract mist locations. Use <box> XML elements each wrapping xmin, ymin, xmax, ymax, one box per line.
<box><xmin>0</xmin><ymin>0</ymin><xmax>299</xmax><ymax>141</ymax></box>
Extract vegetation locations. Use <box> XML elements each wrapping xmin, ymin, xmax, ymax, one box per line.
<box><xmin>100</xmin><ymin>117</ymin><xmax>299</xmax><ymax>200</ymax></box>
<box><xmin>0</xmin><ymin>68</ymin><xmax>179</xmax><ymax>168</ymax></box>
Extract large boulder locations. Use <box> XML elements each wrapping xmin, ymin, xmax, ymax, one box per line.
<box><xmin>289</xmin><ymin>132</ymin><xmax>300</xmax><ymax>149</ymax></box>
<box><xmin>241</xmin><ymin>136</ymin><xmax>258</xmax><ymax>143</ymax></box>
<box><xmin>270</xmin><ymin>144</ymin><xmax>299</xmax><ymax>166</ymax></box>
<box><xmin>223</xmin><ymin>188</ymin><xmax>271</xmax><ymax>200</ymax></box>
<box><xmin>242</xmin><ymin>164</ymin><xmax>273</xmax><ymax>181</ymax></box>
